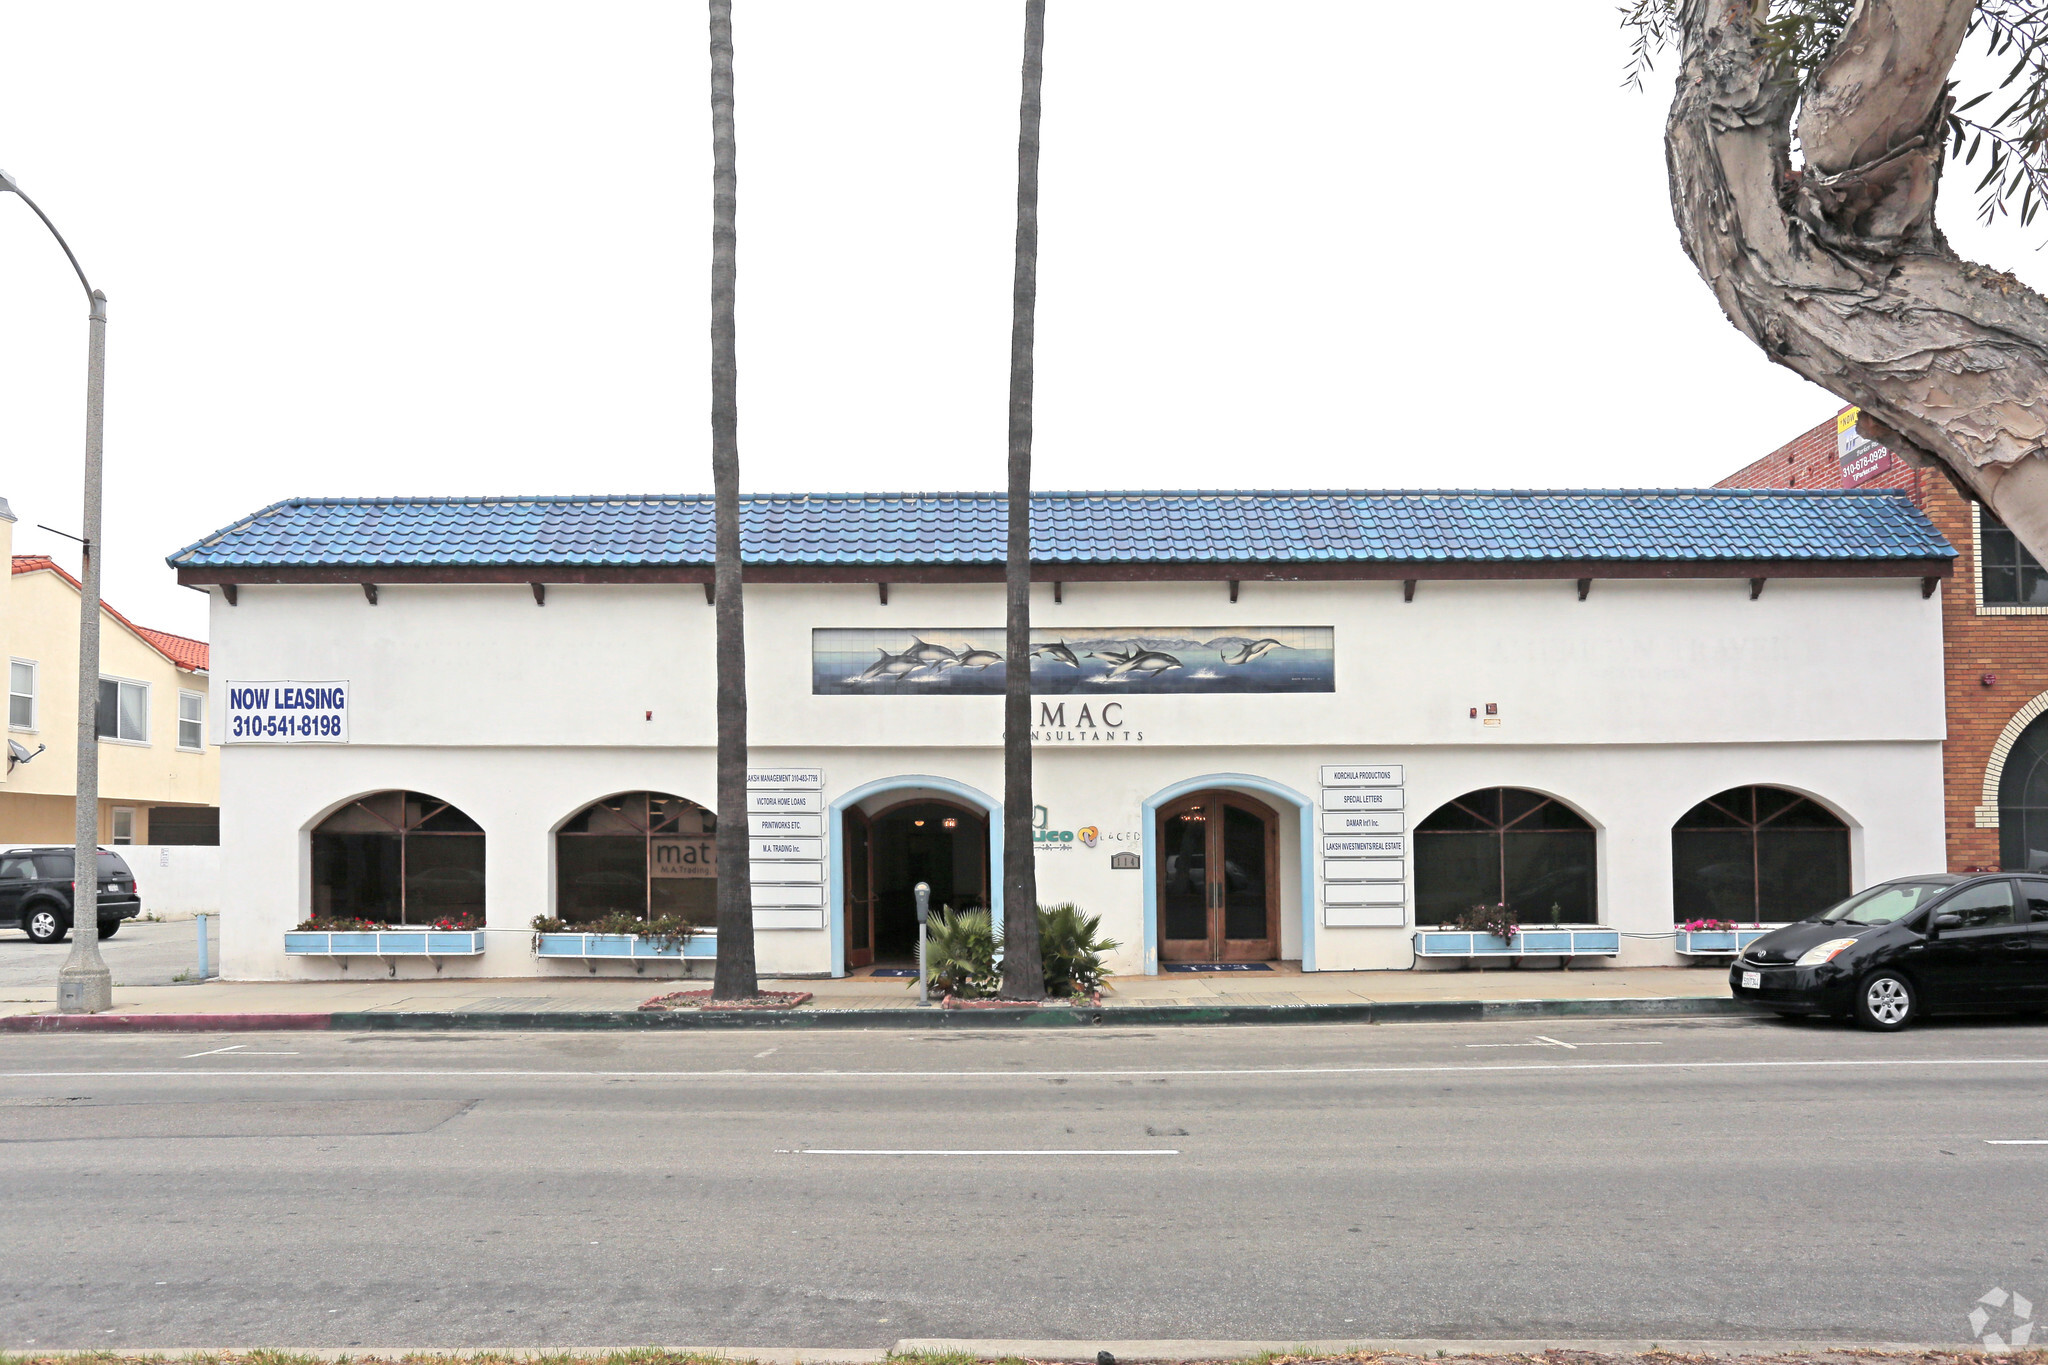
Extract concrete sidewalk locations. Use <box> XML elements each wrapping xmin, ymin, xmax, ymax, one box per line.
<box><xmin>0</xmin><ymin>959</ymin><xmax>1743</xmax><ymax>1024</ymax></box>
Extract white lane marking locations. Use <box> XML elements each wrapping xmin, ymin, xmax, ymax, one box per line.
<box><xmin>781</xmin><ymin>1148</ymin><xmax>1180</xmax><ymax>1156</ymax></box>
<box><xmin>181</xmin><ymin>1044</ymin><xmax>246</xmax><ymax>1058</ymax></box>
<box><xmin>8</xmin><ymin>1056</ymin><xmax>2048</xmax><ymax>1080</ymax></box>
<box><xmin>1986</xmin><ymin>1139</ymin><xmax>2048</xmax><ymax>1145</ymax></box>
<box><xmin>1467</xmin><ymin>1038</ymin><xmax>1664</xmax><ymax>1050</ymax></box>
<box><xmin>754</xmin><ymin>1047</ymin><xmax>779</xmax><ymax>1059</ymax></box>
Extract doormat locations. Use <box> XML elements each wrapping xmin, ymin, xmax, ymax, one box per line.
<box><xmin>1163</xmin><ymin>962</ymin><xmax>1275</xmax><ymax>972</ymax></box>
<box><xmin>866</xmin><ymin>968</ymin><xmax>920</xmax><ymax>977</ymax></box>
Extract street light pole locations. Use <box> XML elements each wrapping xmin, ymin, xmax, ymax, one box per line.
<box><xmin>1</xmin><ymin>170</ymin><xmax>113</xmax><ymax>1013</ymax></box>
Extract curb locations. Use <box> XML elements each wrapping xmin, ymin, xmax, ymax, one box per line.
<box><xmin>0</xmin><ymin>995</ymin><xmax>1767</xmax><ymax>1032</ymax></box>
<box><xmin>5</xmin><ymin>1340</ymin><xmax>1947</xmax><ymax>1361</ymax></box>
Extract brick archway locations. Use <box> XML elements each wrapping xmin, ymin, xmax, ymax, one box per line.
<box><xmin>1976</xmin><ymin>690</ymin><xmax>2048</xmax><ymax>828</ymax></box>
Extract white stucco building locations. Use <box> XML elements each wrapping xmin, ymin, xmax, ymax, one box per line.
<box><xmin>168</xmin><ymin>488</ymin><xmax>1955</xmax><ymax>981</ymax></box>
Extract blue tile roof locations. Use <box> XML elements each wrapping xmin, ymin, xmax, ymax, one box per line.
<box><xmin>167</xmin><ymin>490</ymin><xmax>1955</xmax><ymax>568</ymax></box>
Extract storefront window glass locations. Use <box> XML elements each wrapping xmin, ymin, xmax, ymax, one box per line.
<box><xmin>310</xmin><ymin>790</ymin><xmax>485</xmax><ymax>925</ymax></box>
<box><xmin>1671</xmin><ymin>786</ymin><xmax>1849</xmax><ymax>921</ymax></box>
<box><xmin>1415</xmin><ymin>788</ymin><xmax>1596</xmax><ymax>925</ymax></box>
<box><xmin>556</xmin><ymin>792</ymin><xmax>716</xmax><ymax>924</ymax></box>
<box><xmin>2001</xmin><ymin>716</ymin><xmax>2048</xmax><ymax>871</ymax></box>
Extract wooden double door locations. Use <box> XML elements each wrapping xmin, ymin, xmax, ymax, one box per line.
<box><xmin>1157</xmin><ymin>790</ymin><xmax>1280</xmax><ymax>962</ymax></box>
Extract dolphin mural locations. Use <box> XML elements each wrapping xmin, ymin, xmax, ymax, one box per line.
<box><xmin>814</xmin><ymin>627</ymin><xmax>1332</xmax><ymax>694</ymax></box>
<box><xmin>1104</xmin><ymin>649</ymin><xmax>1182</xmax><ymax>680</ymax></box>
<box><xmin>855</xmin><ymin>648</ymin><xmax>925</xmax><ymax>683</ymax></box>
<box><xmin>1222</xmin><ymin>637</ymin><xmax>1286</xmax><ymax>665</ymax></box>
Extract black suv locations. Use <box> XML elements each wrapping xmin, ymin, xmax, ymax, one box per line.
<box><xmin>0</xmin><ymin>847</ymin><xmax>143</xmax><ymax>943</ymax></box>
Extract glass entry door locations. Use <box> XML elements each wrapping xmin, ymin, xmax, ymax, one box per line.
<box><xmin>1158</xmin><ymin>791</ymin><xmax>1279</xmax><ymax>961</ymax></box>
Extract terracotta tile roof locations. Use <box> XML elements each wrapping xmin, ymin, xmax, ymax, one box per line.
<box><xmin>11</xmin><ymin>555</ymin><xmax>209</xmax><ymax>673</ymax></box>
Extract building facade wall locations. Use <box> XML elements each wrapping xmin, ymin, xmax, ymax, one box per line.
<box><xmin>1</xmin><ymin>510</ymin><xmax>218</xmax><ymax>844</ymax></box>
<box><xmin>207</xmin><ymin>573</ymin><xmax>1945</xmax><ymax>980</ymax></box>
<box><xmin>1720</xmin><ymin>409</ymin><xmax>2048</xmax><ymax>873</ymax></box>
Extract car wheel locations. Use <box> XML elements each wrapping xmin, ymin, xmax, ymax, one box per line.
<box><xmin>24</xmin><ymin>906</ymin><xmax>66</xmax><ymax>944</ymax></box>
<box><xmin>1857</xmin><ymin>971</ymin><xmax>1917</xmax><ymax>1031</ymax></box>
<box><xmin>96</xmin><ymin>921</ymin><xmax>120</xmax><ymax>940</ymax></box>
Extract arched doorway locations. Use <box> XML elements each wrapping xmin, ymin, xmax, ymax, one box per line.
<box><xmin>1671</xmin><ymin>785</ymin><xmax>1850</xmax><ymax>922</ymax></box>
<box><xmin>843</xmin><ymin>798</ymin><xmax>990</xmax><ymax>967</ymax></box>
<box><xmin>1414</xmin><ymin>787</ymin><xmax>1596</xmax><ymax>926</ymax></box>
<box><xmin>556</xmin><ymin>791</ymin><xmax>716</xmax><ymax>925</ymax></box>
<box><xmin>311</xmin><ymin>790</ymin><xmax>484</xmax><ymax>925</ymax></box>
<box><xmin>2001</xmin><ymin>713</ymin><xmax>2048</xmax><ymax>870</ymax></box>
<box><xmin>1156</xmin><ymin>789</ymin><xmax>1280</xmax><ymax>962</ymax></box>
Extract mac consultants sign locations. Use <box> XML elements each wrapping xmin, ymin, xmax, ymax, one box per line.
<box><xmin>222</xmin><ymin>680</ymin><xmax>349</xmax><ymax>743</ymax></box>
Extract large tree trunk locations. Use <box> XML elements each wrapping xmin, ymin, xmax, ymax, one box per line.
<box><xmin>1669</xmin><ymin>0</ymin><xmax>2048</xmax><ymax>558</ymax></box>
<box><xmin>709</xmin><ymin>0</ymin><xmax>757</xmax><ymax>1000</ymax></box>
<box><xmin>999</xmin><ymin>0</ymin><xmax>1048</xmax><ymax>1001</ymax></box>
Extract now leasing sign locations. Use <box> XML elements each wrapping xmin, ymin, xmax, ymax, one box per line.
<box><xmin>223</xmin><ymin>681</ymin><xmax>349</xmax><ymax>744</ymax></box>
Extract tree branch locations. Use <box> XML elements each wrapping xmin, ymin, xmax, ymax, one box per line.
<box><xmin>1669</xmin><ymin>0</ymin><xmax>2048</xmax><ymax>557</ymax></box>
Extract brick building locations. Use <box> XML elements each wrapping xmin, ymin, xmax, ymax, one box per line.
<box><xmin>1720</xmin><ymin>410</ymin><xmax>2048</xmax><ymax>873</ymax></box>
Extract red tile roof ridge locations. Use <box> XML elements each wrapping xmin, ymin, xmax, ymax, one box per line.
<box><xmin>11</xmin><ymin>555</ymin><xmax>210</xmax><ymax>673</ymax></box>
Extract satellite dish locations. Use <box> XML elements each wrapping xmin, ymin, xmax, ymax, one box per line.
<box><xmin>6</xmin><ymin>739</ymin><xmax>44</xmax><ymax>770</ymax></box>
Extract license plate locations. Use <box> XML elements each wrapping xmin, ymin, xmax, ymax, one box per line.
<box><xmin>1741</xmin><ymin>970</ymin><xmax>1761</xmax><ymax>989</ymax></box>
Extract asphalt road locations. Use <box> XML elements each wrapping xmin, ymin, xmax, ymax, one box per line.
<box><xmin>0</xmin><ymin>917</ymin><xmax>216</xmax><ymax>992</ymax></box>
<box><xmin>2</xmin><ymin>1014</ymin><xmax>2046</xmax><ymax>1349</ymax></box>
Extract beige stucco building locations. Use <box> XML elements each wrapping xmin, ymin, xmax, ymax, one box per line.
<box><xmin>2</xmin><ymin>498</ymin><xmax>217</xmax><ymax>846</ymax></box>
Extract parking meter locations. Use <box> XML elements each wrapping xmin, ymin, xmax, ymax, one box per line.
<box><xmin>914</xmin><ymin>881</ymin><xmax>931</xmax><ymax>1005</ymax></box>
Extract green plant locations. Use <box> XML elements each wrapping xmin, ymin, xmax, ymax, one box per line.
<box><xmin>1036</xmin><ymin>902</ymin><xmax>1119</xmax><ymax>998</ymax></box>
<box><xmin>531</xmin><ymin>913</ymin><xmax>701</xmax><ymax>953</ymax></box>
<box><xmin>923</xmin><ymin>907</ymin><xmax>1000</xmax><ymax>997</ymax></box>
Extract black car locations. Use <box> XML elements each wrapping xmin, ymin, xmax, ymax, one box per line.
<box><xmin>1730</xmin><ymin>872</ymin><xmax>2048</xmax><ymax>1030</ymax></box>
<box><xmin>0</xmin><ymin>847</ymin><xmax>143</xmax><ymax>943</ymax></box>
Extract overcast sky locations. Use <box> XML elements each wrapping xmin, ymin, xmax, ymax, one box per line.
<box><xmin>3</xmin><ymin>2</ymin><xmax>2043</xmax><ymax>638</ymax></box>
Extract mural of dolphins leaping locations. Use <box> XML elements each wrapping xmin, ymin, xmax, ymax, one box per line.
<box><xmin>1222</xmin><ymin>637</ymin><xmax>1286</xmax><ymax>665</ymax></box>
<box><xmin>1105</xmin><ymin>648</ymin><xmax>1182</xmax><ymax>680</ymax></box>
<box><xmin>1030</xmin><ymin>640</ymin><xmax>1081</xmax><ymax>667</ymax></box>
<box><xmin>899</xmin><ymin>637</ymin><xmax>959</xmax><ymax>670</ymax></box>
<box><xmin>949</xmin><ymin>647</ymin><xmax>1004</xmax><ymax>669</ymax></box>
<box><xmin>855</xmin><ymin>648</ymin><xmax>925</xmax><ymax>683</ymax></box>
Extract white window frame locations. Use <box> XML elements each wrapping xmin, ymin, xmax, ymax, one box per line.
<box><xmin>8</xmin><ymin>658</ymin><xmax>35</xmax><ymax>732</ymax></box>
<box><xmin>111</xmin><ymin>807</ymin><xmax>135</xmax><ymax>845</ymax></box>
<box><xmin>1974</xmin><ymin>502</ymin><xmax>2048</xmax><ymax>616</ymax></box>
<box><xmin>177</xmin><ymin>689</ymin><xmax>206</xmax><ymax>752</ymax></box>
<box><xmin>98</xmin><ymin>675</ymin><xmax>151</xmax><ymax>746</ymax></box>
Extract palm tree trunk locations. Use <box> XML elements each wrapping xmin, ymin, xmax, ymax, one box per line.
<box><xmin>709</xmin><ymin>0</ymin><xmax>757</xmax><ymax>1000</ymax></box>
<box><xmin>999</xmin><ymin>0</ymin><xmax>1048</xmax><ymax>1001</ymax></box>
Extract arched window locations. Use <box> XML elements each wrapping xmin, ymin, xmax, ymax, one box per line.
<box><xmin>311</xmin><ymin>790</ymin><xmax>484</xmax><ymax>925</ymax></box>
<box><xmin>1415</xmin><ymin>788</ymin><xmax>1596</xmax><ymax>926</ymax></box>
<box><xmin>2001</xmin><ymin>714</ymin><xmax>2048</xmax><ymax>870</ymax></box>
<box><xmin>556</xmin><ymin>792</ymin><xmax>716</xmax><ymax>924</ymax></box>
<box><xmin>1672</xmin><ymin>786</ymin><xmax>1850</xmax><ymax>923</ymax></box>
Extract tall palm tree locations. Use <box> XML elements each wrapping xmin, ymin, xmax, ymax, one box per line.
<box><xmin>709</xmin><ymin>0</ymin><xmax>757</xmax><ymax>999</ymax></box>
<box><xmin>999</xmin><ymin>0</ymin><xmax>1048</xmax><ymax>1000</ymax></box>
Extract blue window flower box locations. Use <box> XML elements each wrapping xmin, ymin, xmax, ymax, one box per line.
<box><xmin>284</xmin><ymin>929</ymin><xmax>487</xmax><ymax>968</ymax></box>
<box><xmin>1673</xmin><ymin>927</ymin><xmax>1775</xmax><ymax>956</ymax></box>
<box><xmin>533</xmin><ymin>932</ymin><xmax>718</xmax><ymax>966</ymax></box>
<box><xmin>1413</xmin><ymin>929</ymin><xmax>1620</xmax><ymax>959</ymax></box>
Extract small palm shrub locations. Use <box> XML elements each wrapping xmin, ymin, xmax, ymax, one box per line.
<box><xmin>924</xmin><ymin>907</ymin><xmax>1000</xmax><ymax>997</ymax></box>
<box><xmin>1037</xmin><ymin>902</ymin><xmax>1119</xmax><ymax>997</ymax></box>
